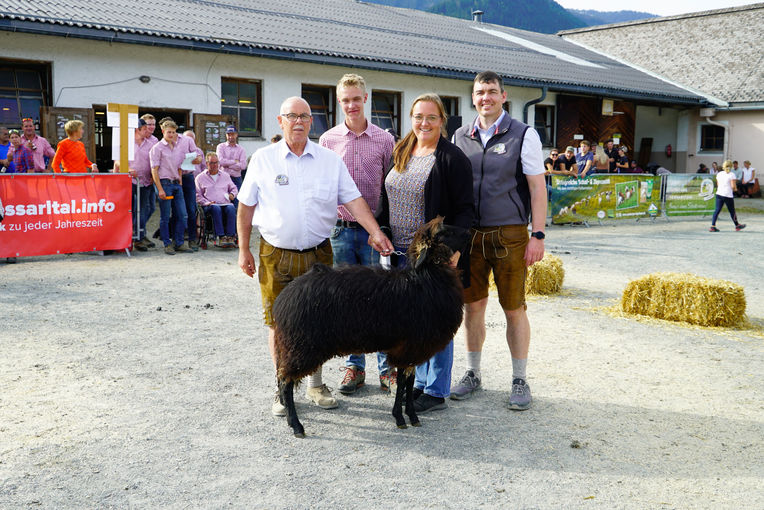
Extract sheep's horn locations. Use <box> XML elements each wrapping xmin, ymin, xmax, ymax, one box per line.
<box><xmin>414</xmin><ymin>247</ymin><xmax>429</xmax><ymax>269</ymax></box>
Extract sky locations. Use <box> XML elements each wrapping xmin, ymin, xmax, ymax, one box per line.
<box><xmin>555</xmin><ymin>0</ymin><xmax>757</xmax><ymax>16</ymax></box>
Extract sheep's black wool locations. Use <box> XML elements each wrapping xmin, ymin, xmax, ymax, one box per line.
<box><xmin>272</xmin><ymin>217</ymin><xmax>469</xmax><ymax>437</ymax></box>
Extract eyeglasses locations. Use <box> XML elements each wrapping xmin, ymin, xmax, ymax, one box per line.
<box><xmin>281</xmin><ymin>113</ymin><xmax>311</xmax><ymax>122</ymax></box>
<box><xmin>550</xmin><ymin>153</ymin><xmax>558</xmax><ymax>156</ymax></box>
<box><xmin>207</xmin><ymin>161</ymin><xmax>219</xmax><ymax>165</ymax></box>
<box><xmin>412</xmin><ymin>114</ymin><xmax>440</xmax><ymax>123</ymax></box>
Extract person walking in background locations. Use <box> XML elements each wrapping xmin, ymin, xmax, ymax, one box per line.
<box><xmin>319</xmin><ymin>73</ymin><xmax>396</xmax><ymax>395</ymax></box>
<box><xmin>196</xmin><ymin>152</ymin><xmax>238</xmax><ymax>248</ymax></box>
<box><xmin>376</xmin><ymin>92</ymin><xmax>474</xmax><ymax>413</ymax></box>
<box><xmin>451</xmin><ymin>71</ymin><xmax>546</xmax><ymax>410</ymax></box>
<box><xmin>51</xmin><ymin>120</ymin><xmax>97</xmax><ymax>173</ymax></box>
<box><xmin>709</xmin><ymin>160</ymin><xmax>745</xmax><ymax>232</ymax></box>
<box><xmin>21</xmin><ymin>117</ymin><xmax>55</xmax><ymax>172</ymax></box>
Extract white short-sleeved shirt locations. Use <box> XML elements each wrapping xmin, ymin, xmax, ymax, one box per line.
<box><xmin>238</xmin><ymin>139</ymin><xmax>361</xmax><ymax>250</ymax></box>
<box><xmin>716</xmin><ymin>170</ymin><xmax>735</xmax><ymax>198</ymax></box>
<box><xmin>474</xmin><ymin>110</ymin><xmax>545</xmax><ymax>176</ymax></box>
<box><xmin>742</xmin><ymin>166</ymin><xmax>755</xmax><ymax>182</ymax></box>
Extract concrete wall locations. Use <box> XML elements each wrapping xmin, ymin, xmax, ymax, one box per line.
<box><xmin>634</xmin><ymin>105</ymin><xmax>679</xmax><ymax>170</ymax></box>
<box><xmin>685</xmin><ymin>109</ymin><xmax>764</xmax><ymax>172</ymax></box>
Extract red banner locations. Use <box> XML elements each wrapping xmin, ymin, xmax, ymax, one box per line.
<box><xmin>0</xmin><ymin>174</ymin><xmax>132</xmax><ymax>257</ymax></box>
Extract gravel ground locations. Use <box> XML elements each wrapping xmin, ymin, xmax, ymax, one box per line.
<box><xmin>1</xmin><ymin>210</ymin><xmax>762</xmax><ymax>509</ymax></box>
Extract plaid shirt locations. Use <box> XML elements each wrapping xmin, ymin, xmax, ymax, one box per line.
<box><xmin>319</xmin><ymin>121</ymin><xmax>394</xmax><ymax>221</ymax></box>
<box><xmin>11</xmin><ymin>145</ymin><xmax>35</xmax><ymax>173</ymax></box>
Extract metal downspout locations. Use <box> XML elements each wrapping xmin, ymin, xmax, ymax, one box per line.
<box><xmin>523</xmin><ymin>87</ymin><xmax>547</xmax><ymax>124</ymax></box>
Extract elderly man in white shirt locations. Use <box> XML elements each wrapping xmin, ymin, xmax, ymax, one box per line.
<box><xmin>237</xmin><ymin>96</ymin><xmax>393</xmax><ymax>416</ymax></box>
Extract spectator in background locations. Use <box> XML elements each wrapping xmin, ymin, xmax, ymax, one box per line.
<box><xmin>0</xmin><ymin>127</ymin><xmax>11</xmax><ymax>172</ymax></box>
<box><xmin>709</xmin><ymin>160</ymin><xmax>745</xmax><ymax>232</ymax></box>
<box><xmin>576</xmin><ymin>140</ymin><xmax>595</xmax><ymax>178</ymax></box>
<box><xmin>740</xmin><ymin>160</ymin><xmax>756</xmax><ymax>198</ymax></box>
<box><xmin>594</xmin><ymin>144</ymin><xmax>609</xmax><ymax>173</ymax></box>
<box><xmin>558</xmin><ymin>146</ymin><xmax>578</xmax><ymax>176</ymax></box>
<box><xmin>150</xmin><ymin>120</ymin><xmax>191</xmax><ymax>255</ymax></box>
<box><xmin>184</xmin><ymin>131</ymin><xmax>206</xmax><ymax>178</ymax></box>
<box><xmin>630</xmin><ymin>160</ymin><xmax>643</xmax><ymax>173</ymax></box>
<box><xmin>604</xmin><ymin>139</ymin><xmax>617</xmax><ymax>173</ymax></box>
<box><xmin>616</xmin><ymin>147</ymin><xmax>629</xmax><ymax>173</ymax></box>
<box><xmin>710</xmin><ymin>161</ymin><xmax>720</xmax><ymax>175</ymax></box>
<box><xmin>21</xmin><ymin>117</ymin><xmax>55</xmax><ymax>172</ymax></box>
<box><xmin>51</xmin><ymin>120</ymin><xmax>97</xmax><ymax>173</ymax></box>
<box><xmin>8</xmin><ymin>130</ymin><xmax>34</xmax><ymax>173</ymax></box>
<box><xmin>319</xmin><ymin>72</ymin><xmax>396</xmax><ymax>395</ymax></box>
<box><xmin>216</xmin><ymin>125</ymin><xmax>247</xmax><ymax>194</ymax></box>
<box><xmin>545</xmin><ymin>149</ymin><xmax>575</xmax><ymax>177</ymax></box>
<box><xmin>141</xmin><ymin>114</ymin><xmax>159</xmax><ymax>144</ymax></box>
<box><xmin>196</xmin><ymin>152</ymin><xmax>238</xmax><ymax>248</ymax></box>
<box><xmin>270</xmin><ymin>134</ymin><xmax>282</xmax><ymax>144</ymax></box>
<box><xmin>697</xmin><ymin>163</ymin><xmax>708</xmax><ymax>173</ymax></box>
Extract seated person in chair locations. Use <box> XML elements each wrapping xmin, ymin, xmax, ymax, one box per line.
<box><xmin>195</xmin><ymin>152</ymin><xmax>238</xmax><ymax>247</ymax></box>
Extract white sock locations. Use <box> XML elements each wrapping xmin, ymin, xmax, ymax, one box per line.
<box><xmin>306</xmin><ymin>367</ymin><xmax>323</xmax><ymax>388</ymax></box>
<box><xmin>512</xmin><ymin>358</ymin><xmax>527</xmax><ymax>381</ymax></box>
<box><xmin>466</xmin><ymin>351</ymin><xmax>482</xmax><ymax>378</ymax></box>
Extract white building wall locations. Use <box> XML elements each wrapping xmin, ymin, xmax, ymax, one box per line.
<box><xmin>634</xmin><ymin>105</ymin><xmax>679</xmax><ymax>170</ymax></box>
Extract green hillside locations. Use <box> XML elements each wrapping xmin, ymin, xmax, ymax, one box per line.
<box><xmin>428</xmin><ymin>0</ymin><xmax>586</xmax><ymax>33</ymax></box>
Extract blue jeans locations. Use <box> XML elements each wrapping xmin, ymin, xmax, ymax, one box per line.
<box><xmin>393</xmin><ymin>244</ymin><xmax>454</xmax><ymax>398</ymax></box>
<box><xmin>204</xmin><ymin>204</ymin><xmax>236</xmax><ymax>237</ymax></box>
<box><xmin>230</xmin><ymin>175</ymin><xmax>243</xmax><ymax>209</ymax></box>
<box><xmin>181</xmin><ymin>173</ymin><xmax>197</xmax><ymax>242</ymax></box>
<box><xmin>158</xmin><ymin>179</ymin><xmax>187</xmax><ymax>247</ymax></box>
<box><xmin>139</xmin><ymin>184</ymin><xmax>156</xmax><ymax>241</ymax></box>
<box><xmin>331</xmin><ymin>223</ymin><xmax>387</xmax><ymax>374</ymax></box>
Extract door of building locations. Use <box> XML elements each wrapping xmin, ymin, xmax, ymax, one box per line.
<box><xmin>40</xmin><ymin>106</ymin><xmax>96</xmax><ymax>163</ymax></box>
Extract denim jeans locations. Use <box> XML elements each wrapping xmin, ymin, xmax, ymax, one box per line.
<box><xmin>139</xmin><ymin>184</ymin><xmax>156</xmax><ymax>241</ymax></box>
<box><xmin>181</xmin><ymin>173</ymin><xmax>197</xmax><ymax>242</ymax></box>
<box><xmin>331</xmin><ymin>224</ymin><xmax>387</xmax><ymax>374</ymax></box>
<box><xmin>158</xmin><ymin>179</ymin><xmax>187</xmax><ymax>247</ymax></box>
<box><xmin>204</xmin><ymin>204</ymin><xmax>236</xmax><ymax>237</ymax></box>
<box><xmin>393</xmin><ymin>244</ymin><xmax>453</xmax><ymax>397</ymax></box>
<box><xmin>230</xmin><ymin>175</ymin><xmax>243</xmax><ymax>209</ymax></box>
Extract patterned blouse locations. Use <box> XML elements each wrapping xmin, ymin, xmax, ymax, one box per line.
<box><xmin>385</xmin><ymin>153</ymin><xmax>435</xmax><ymax>248</ymax></box>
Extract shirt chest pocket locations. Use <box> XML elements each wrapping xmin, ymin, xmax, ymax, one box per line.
<box><xmin>305</xmin><ymin>179</ymin><xmax>332</xmax><ymax>201</ymax></box>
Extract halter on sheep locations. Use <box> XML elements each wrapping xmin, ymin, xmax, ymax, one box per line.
<box><xmin>272</xmin><ymin>217</ymin><xmax>469</xmax><ymax>438</ymax></box>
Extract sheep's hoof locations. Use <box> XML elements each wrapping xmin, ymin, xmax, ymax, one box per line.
<box><xmin>293</xmin><ymin>431</ymin><xmax>306</xmax><ymax>438</ymax></box>
<box><xmin>397</xmin><ymin>424</ymin><xmax>408</xmax><ymax>429</ymax></box>
<box><xmin>410</xmin><ymin>421</ymin><xmax>421</xmax><ymax>427</ymax></box>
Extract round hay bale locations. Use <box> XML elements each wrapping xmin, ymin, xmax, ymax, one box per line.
<box><xmin>488</xmin><ymin>254</ymin><xmax>565</xmax><ymax>295</ymax></box>
<box><xmin>621</xmin><ymin>272</ymin><xmax>746</xmax><ymax>327</ymax></box>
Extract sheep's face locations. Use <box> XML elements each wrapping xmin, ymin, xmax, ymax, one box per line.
<box><xmin>408</xmin><ymin>217</ymin><xmax>470</xmax><ymax>269</ymax></box>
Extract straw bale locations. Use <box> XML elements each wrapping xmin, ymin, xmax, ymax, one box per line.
<box><xmin>488</xmin><ymin>254</ymin><xmax>565</xmax><ymax>295</ymax></box>
<box><xmin>621</xmin><ymin>272</ymin><xmax>746</xmax><ymax>327</ymax></box>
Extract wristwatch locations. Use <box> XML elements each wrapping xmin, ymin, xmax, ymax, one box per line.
<box><xmin>530</xmin><ymin>231</ymin><xmax>545</xmax><ymax>240</ymax></box>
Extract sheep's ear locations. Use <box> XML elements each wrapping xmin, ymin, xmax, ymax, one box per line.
<box><xmin>414</xmin><ymin>247</ymin><xmax>429</xmax><ymax>269</ymax></box>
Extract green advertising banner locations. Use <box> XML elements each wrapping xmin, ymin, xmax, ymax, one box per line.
<box><xmin>551</xmin><ymin>175</ymin><xmax>661</xmax><ymax>224</ymax></box>
<box><xmin>663</xmin><ymin>174</ymin><xmax>717</xmax><ymax>216</ymax></box>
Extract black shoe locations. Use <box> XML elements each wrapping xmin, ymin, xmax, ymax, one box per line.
<box><xmin>145</xmin><ymin>239</ymin><xmax>156</xmax><ymax>248</ymax></box>
<box><xmin>413</xmin><ymin>393</ymin><xmax>447</xmax><ymax>413</ymax></box>
<box><xmin>6</xmin><ymin>257</ymin><xmax>17</xmax><ymax>264</ymax></box>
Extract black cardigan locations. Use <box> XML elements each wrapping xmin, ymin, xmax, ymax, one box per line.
<box><xmin>375</xmin><ymin>136</ymin><xmax>475</xmax><ymax>286</ymax></box>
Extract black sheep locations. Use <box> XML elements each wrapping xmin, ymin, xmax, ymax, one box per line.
<box><xmin>272</xmin><ymin>217</ymin><xmax>469</xmax><ymax>437</ymax></box>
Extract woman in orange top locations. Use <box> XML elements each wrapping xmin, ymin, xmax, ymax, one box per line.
<box><xmin>51</xmin><ymin>120</ymin><xmax>97</xmax><ymax>173</ymax></box>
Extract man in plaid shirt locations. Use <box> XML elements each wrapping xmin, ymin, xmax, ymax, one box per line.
<box><xmin>319</xmin><ymin>73</ymin><xmax>396</xmax><ymax>395</ymax></box>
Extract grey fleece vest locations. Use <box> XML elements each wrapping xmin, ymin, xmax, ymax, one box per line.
<box><xmin>453</xmin><ymin>115</ymin><xmax>530</xmax><ymax>227</ymax></box>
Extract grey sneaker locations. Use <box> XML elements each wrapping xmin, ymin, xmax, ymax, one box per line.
<box><xmin>272</xmin><ymin>391</ymin><xmax>286</xmax><ymax>417</ymax></box>
<box><xmin>508</xmin><ymin>378</ymin><xmax>532</xmax><ymax>410</ymax></box>
<box><xmin>450</xmin><ymin>370</ymin><xmax>481</xmax><ymax>400</ymax></box>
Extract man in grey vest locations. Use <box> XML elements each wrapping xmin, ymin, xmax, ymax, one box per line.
<box><xmin>451</xmin><ymin>71</ymin><xmax>546</xmax><ymax>409</ymax></box>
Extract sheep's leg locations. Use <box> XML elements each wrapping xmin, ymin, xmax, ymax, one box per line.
<box><xmin>280</xmin><ymin>379</ymin><xmax>305</xmax><ymax>438</ymax></box>
<box><xmin>404</xmin><ymin>369</ymin><xmax>420</xmax><ymax>427</ymax></box>
<box><xmin>392</xmin><ymin>370</ymin><xmax>407</xmax><ymax>429</ymax></box>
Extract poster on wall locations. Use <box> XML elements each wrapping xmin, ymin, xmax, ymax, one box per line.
<box><xmin>663</xmin><ymin>174</ymin><xmax>716</xmax><ymax>216</ymax></box>
<box><xmin>550</xmin><ymin>174</ymin><xmax>661</xmax><ymax>224</ymax></box>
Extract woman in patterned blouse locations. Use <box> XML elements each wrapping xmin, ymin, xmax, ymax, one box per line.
<box><xmin>375</xmin><ymin>93</ymin><xmax>475</xmax><ymax>413</ymax></box>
